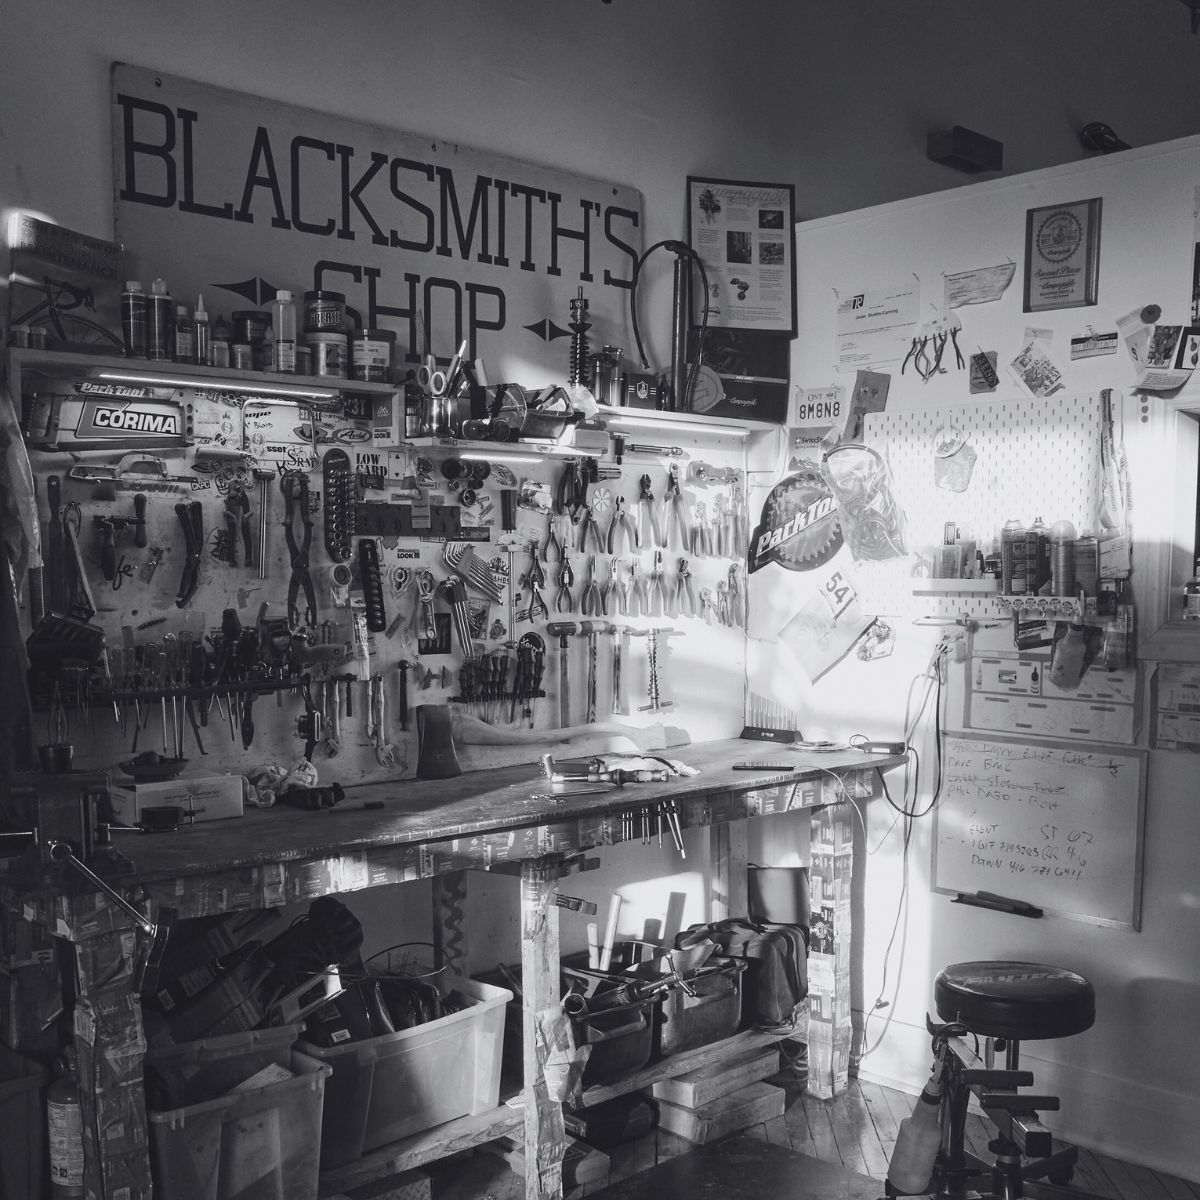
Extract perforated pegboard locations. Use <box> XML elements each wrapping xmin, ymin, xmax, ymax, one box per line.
<box><xmin>856</xmin><ymin>393</ymin><xmax>1104</xmax><ymax>617</ymax></box>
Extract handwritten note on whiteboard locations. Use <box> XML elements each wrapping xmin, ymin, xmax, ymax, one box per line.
<box><xmin>933</xmin><ymin>733</ymin><xmax>1146</xmax><ymax>928</ymax></box>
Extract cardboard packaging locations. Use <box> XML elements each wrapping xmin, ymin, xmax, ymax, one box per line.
<box><xmin>108</xmin><ymin>774</ymin><xmax>245</xmax><ymax>826</ymax></box>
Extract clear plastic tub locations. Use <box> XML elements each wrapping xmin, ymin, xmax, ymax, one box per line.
<box><xmin>146</xmin><ymin>1024</ymin><xmax>300</xmax><ymax>1108</ymax></box>
<box><xmin>148</xmin><ymin>1048</ymin><xmax>329</xmax><ymax>1200</ymax></box>
<box><xmin>0</xmin><ymin>1044</ymin><xmax>48</xmax><ymax>1200</ymax></box>
<box><xmin>298</xmin><ymin>976</ymin><xmax>511</xmax><ymax>1169</ymax></box>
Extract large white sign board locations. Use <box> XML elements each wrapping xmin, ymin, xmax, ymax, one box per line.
<box><xmin>111</xmin><ymin>64</ymin><xmax>643</xmax><ymax>385</ymax></box>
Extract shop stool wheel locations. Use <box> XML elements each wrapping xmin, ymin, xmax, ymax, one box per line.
<box><xmin>887</xmin><ymin>960</ymin><xmax>1105</xmax><ymax>1200</ymax></box>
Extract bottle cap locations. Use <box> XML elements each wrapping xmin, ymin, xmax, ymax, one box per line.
<box><xmin>276</xmin><ymin>289</ymin><xmax>293</xmax><ymax>301</ymax></box>
<box><xmin>196</xmin><ymin>294</ymin><xmax>208</xmax><ymax>316</ymax></box>
<box><xmin>124</xmin><ymin>280</ymin><xmax>143</xmax><ymax>292</ymax></box>
<box><xmin>175</xmin><ymin>304</ymin><xmax>189</xmax><ymax>317</ymax></box>
<box><xmin>151</xmin><ymin>278</ymin><xmax>169</xmax><ymax>295</ymax></box>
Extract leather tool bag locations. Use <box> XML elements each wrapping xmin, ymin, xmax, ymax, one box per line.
<box><xmin>675</xmin><ymin>918</ymin><xmax>808</xmax><ymax>1029</ymax></box>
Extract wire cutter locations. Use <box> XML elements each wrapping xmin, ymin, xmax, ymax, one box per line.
<box><xmin>174</xmin><ymin>500</ymin><xmax>204</xmax><ymax>608</ymax></box>
<box><xmin>555</xmin><ymin>553</ymin><xmax>575</xmax><ymax>612</ymax></box>
<box><xmin>637</xmin><ymin>474</ymin><xmax>665</xmax><ymax>547</ymax></box>
<box><xmin>607</xmin><ymin>495</ymin><xmax>639</xmax><ymax>554</ymax></box>
<box><xmin>282</xmin><ymin>470</ymin><xmax>317</xmax><ymax>628</ymax></box>
<box><xmin>223</xmin><ymin>482</ymin><xmax>253</xmax><ymax>567</ymax></box>
<box><xmin>663</xmin><ymin>463</ymin><xmax>690</xmax><ymax>550</ymax></box>
<box><xmin>674</xmin><ymin>557</ymin><xmax>696</xmax><ymax>618</ymax></box>
<box><xmin>579</xmin><ymin>554</ymin><xmax>602</xmax><ymax>616</ymax></box>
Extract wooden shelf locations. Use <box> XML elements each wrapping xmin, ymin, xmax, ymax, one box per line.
<box><xmin>7</xmin><ymin>346</ymin><xmax>397</xmax><ymax>398</ymax></box>
<box><xmin>318</xmin><ymin>1102</ymin><xmax>524</xmax><ymax>1196</ymax></box>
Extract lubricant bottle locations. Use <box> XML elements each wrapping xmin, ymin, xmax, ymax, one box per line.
<box><xmin>47</xmin><ymin>1045</ymin><xmax>84</xmax><ymax>1198</ymax></box>
<box><xmin>147</xmin><ymin>277</ymin><xmax>173</xmax><ymax>362</ymax></box>
<box><xmin>194</xmin><ymin>294</ymin><xmax>211</xmax><ymax>366</ymax></box>
<box><xmin>120</xmin><ymin>280</ymin><xmax>147</xmax><ymax>358</ymax></box>
<box><xmin>1049</xmin><ymin>619</ymin><xmax>1089</xmax><ymax>690</ymax></box>
<box><xmin>886</xmin><ymin>1058</ymin><xmax>944</xmax><ymax>1195</ymax></box>
<box><xmin>270</xmin><ymin>289</ymin><xmax>297</xmax><ymax>373</ymax></box>
<box><xmin>173</xmin><ymin>303</ymin><xmax>195</xmax><ymax>363</ymax></box>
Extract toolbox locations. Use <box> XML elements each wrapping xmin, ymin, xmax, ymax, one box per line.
<box><xmin>569</xmin><ymin>994</ymin><xmax>658</xmax><ymax>1086</ymax></box>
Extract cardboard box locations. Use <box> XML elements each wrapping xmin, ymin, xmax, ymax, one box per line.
<box><xmin>652</xmin><ymin>1045</ymin><xmax>780</xmax><ymax>1109</ymax></box>
<box><xmin>655</xmin><ymin>1080</ymin><xmax>785</xmax><ymax>1144</ymax></box>
<box><xmin>486</xmin><ymin>1135</ymin><xmax>609</xmax><ymax>1190</ymax></box>
<box><xmin>109</xmin><ymin>774</ymin><xmax>245</xmax><ymax>826</ymax></box>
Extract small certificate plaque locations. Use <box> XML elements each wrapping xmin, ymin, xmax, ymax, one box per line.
<box><xmin>1023</xmin><ymin>197</ymin><xmax>1102</xmax><ymax>312</ymax></box>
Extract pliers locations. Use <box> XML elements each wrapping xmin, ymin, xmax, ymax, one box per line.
<box><xmin>555</xmin><ymin>554</ymin><xmax>575</xmax><ymax>612</ymax></box>
<box><xmin>522</xmin><ymin>548</ymin><xmax>548</xmax><ymax>621</ymax></box>
<box><xmin>649</xmin><ymin>549</ymin><xmax>670</xmax><ymax>617</ymax></box>
<box><xmin>664</xmin><ymin>463</ymin><xmax>691</xmax><ymax>551</ymax></box>
<box><xmin>282</xmin><ymin>470</ymin><xmax>317</xmax><ymax>628</ymax></box>
<box><xmin>607</xmin><ymin>496</ymin><xmax>639</xmax><ymax>554</ymax></box>
<box><xmin>599</xmin><ymin>556</ymin><xmax>618</xmax><ymax>616</ymax></box>
<box><xmin>174</xmin><ymin>500</ymin><xmax>204</xmax><ymax>608</ymax></box>
<box><xmin>223</xmin><ymin>482</ymin><xmax>253</xmax><ymax>567</ymax></box>
<box><xmin>638</xmin><ymin>474</ymin><xmax>665</xmax><ymax>547</ymax></box>
<box><xmin>579</xmin><ymin>555</ymin><xmax>602</xmax><ymax>616</ymax></box>
<box><xmin>726</xmin><ymin>562</ymin><xmax>745</xmax><ymax>627</ymax></box>
<box><xmin>555</xmin><ymin>458</ymin><xmax>590</xmax><ymax>524</ymax></box>
<box><xmin>629</xmin><ymin>556</ymin><xmax>650</xmax><ymax>617</ymax></box>
<box><xmin>611</xmin><ymin>558</ymin><xmax>631</xmax><ymax>616</ymax></box>
<box><xmin>674</xmin><ymin>557</ymin><xmax>696</xmax><ymax>618</ymax></box>
<box><xmin>544</xmin><ymin>513</ymin><xmax>568</xmax><ymax>562</ymax></box>
<box><xmin>690</xmin><ymin>501</ymin><xmax>713</xmax><ymax>559</ymax></box>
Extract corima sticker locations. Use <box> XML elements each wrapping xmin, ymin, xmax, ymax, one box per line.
<box><xmin>77</xmin><ymin>399</ymin><xmax>183</xmax><ymax>440</ymax></box>
<box><xmin>748</xmin><ymin>468</ymin><xmax>843</xmax><ymax>574</ymax></box>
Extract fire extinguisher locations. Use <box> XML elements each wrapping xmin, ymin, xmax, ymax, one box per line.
<box><xmin>47</xmin><ymin>1044</ymin><xmax>84</xmax><ymax>1199</ymax></box>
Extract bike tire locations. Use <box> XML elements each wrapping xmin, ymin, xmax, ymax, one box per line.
<box><xmin>31</xmin><ymin>312</ymin><xmax>124</xmax><ymax>355</ymax></box>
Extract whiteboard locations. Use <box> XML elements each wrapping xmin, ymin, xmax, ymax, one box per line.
<box><xmin>933</xmin><ymin>732</ymin><xmax>1146</xmax><ymax>928</ymax></box>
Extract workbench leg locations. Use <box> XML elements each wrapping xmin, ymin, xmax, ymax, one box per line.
<box><xmin>72</xmin><ymin>923</ymin><xmax>153</xmax><ymax>1200</ymax></box>
<box><xmin>432</xmin><ymin>869</ymin><xmax>468</xmax><ymax>974</ymax></box>
<box><xmin>520</xmin><ymin>857</ymin><xmax>563</xmax><ymax>1200</ymax></box>
<box><xmin>708</xmin><ymin>821</ymin><xmax>748</xmax><ymax>923</ymax></box>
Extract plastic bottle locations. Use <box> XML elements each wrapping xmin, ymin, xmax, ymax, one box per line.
<box><xmin>120</xmin><ymin>280</ymin><xmax>147</xmax><ymax>358</ymax></box>
<box><xmin>48</xmin><ymin>1046</ymin><xmax>84</xmax><ymax>1198</ymax></box>
<box><xmin>172</xmin><ymin>303</ymin><xmax>194</xmax><ymax>363</ymax></box>
<box><xmin>886</xmin><ymin>1059</ymin><xmax>944</xmax><ymax>1195</ymax></box>
<box><xmin>147</xmin><ymin>277</ymin><xmax>173</xmax><ymax>362</ymax></box>
<box><xmin>270</xmin><ymin>289</ymin><xmax>297</xmax><ymax>373</ymax></box>
<box><xmin>210</xmin><ymin>313</ymin><xmax>231</xmax><ymax>368</ymax></box>
<box><xmin>1050</xmin><ymin>520</ymin><xmax>1077</xmax><ymax>598</ymax></box>
<box><xmin>1048</xmin><ymin>620</ymin><xmax>1089</xmax><ymax>690</ymax></box>
<box><xmin>194</xmin><ymin>294</ymin><xmax>211</xmax><ymax>366</ymax></box>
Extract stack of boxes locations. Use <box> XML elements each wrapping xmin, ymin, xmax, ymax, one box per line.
<box><xmin>807</xmin><ymin>801</ymin><xmax>854</xmax><ymax>1099</ymax></box>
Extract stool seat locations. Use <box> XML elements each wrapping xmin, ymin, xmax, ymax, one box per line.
<box><xmin>935</xmin><ymin>960</ymin><xmax>1095</xmax><ymax>1041</ymax></box>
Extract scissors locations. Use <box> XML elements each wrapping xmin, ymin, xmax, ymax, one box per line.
<box><xmin>417</xmin><ymin>356</ymin><xmax>448</xmax><ymax>396</ymax></box>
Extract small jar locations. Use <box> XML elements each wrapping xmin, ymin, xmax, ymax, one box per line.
<box><xmin>307</xmin><ymin>331</ymin><xmax>347</xmax><ymax>378</ymax></box>
<box><xmin>295</xmin><ymin>344</ymin><xmax>313</xmax><ymax>377</ymax></box>
<box><xmin>231</xmin><ymin>342</ymin><xmax>254</xmax><ymax>371</ymax></box>
<box><xmin>351</xmin><ymin>329</ymin><xmax>396</xmax><ymax>382</ymax></box>
<box><xmin>303</xmin><ymin>290</ymin><xmax>346</xmax><ymax>334</ymax></box>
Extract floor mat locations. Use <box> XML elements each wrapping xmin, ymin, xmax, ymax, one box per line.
<box><xmin>589</xmin><ymin>1132</ymin><xmax>881</xmax><ymax>1199</ymax></box>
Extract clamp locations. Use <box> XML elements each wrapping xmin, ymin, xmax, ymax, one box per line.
<box><xmin>223</xmin><ymin>481</ymin><xmax>254</xmax><ymax>568</ymax></box>
<box><xmin>579</xmin><ymin>554</ymin><xmax>602</xmax><ymax>616</ymax></box>
<box><xmin>674</xmin><ymin>557</ymin><xmax>696</xmax><ymax>618</ymax></box>
<box><xmin>555</xmin><ymin>554</ymin><xmax>575</xmax><ymax>613</ymax></box>
<box><xmin>637</xmin><ymin>473</ymin><xmax>665</xmax><ymax>547</ymax></box>
<box><xmin>606</xmin><ymin>495</ymin><xmax>639</xmax><ymax>554</ymax></box>
<box><xmin>173</xmin><ymin>500</ymin><xmax>204</xmax><ymax>608</ymax></box>
<box><xmin>282</xmin><ymin>470</ymin><xmax>317</xmax><ymax>628</ymax></box>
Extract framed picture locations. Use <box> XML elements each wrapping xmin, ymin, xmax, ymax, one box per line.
<box><xmin>687</xmin><ymin>176</ymin><xmax>796</xmax><ymax>335</ymax></box>
<box><xmin>1023</xmin><ymin>197</ymin><xmax>1102</xmax><ymax>312</ymax></box>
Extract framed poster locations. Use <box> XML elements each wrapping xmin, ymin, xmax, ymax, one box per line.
<box><xmin>1023</xmin><ymin>197</ymin><xmax>1102</xmax><ymax>312</ymax></box>
<box><xmin>687</xmin><ymin>177</ymin><xmax>796</xmax><ymax>335</ymax></box>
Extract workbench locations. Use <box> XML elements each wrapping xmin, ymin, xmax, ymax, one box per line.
<box><xmin>4</xmin><ymin>739</ymin><xmax>903</xmax><ymax>1200</ymax></box>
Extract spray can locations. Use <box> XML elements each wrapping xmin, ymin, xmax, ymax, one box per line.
<box><xmin>120</xmin><ymin>280</ymin><xmax>147</xmax><ymax>358</ymax></box>
<box><xmin>48</xmin><ymin>1046</ymin><xmax>84</xmax><ymax>1198</ymax></box>
<box><xmin>1000</xmin><ymin>518</ymin><xmax>1025</xmax><ymax>595</ymax></box>
<box><xmin>886</xmin><ymin>1058</ymin><xmax>944</xmax><ymax>1194</ymax></box>
<box><xmin>147</xmin><ymin>278</ymin><xmax>173</xmax><ymax>362</ymax></box>
<box><xmin>194</xmin><ymin>295</ymin><xmax>211</xmax><ymax>366</ymax></box>
<box><xmin>1074</xmin><ymin>531</ymin><xmax>1099</xmax><ymax>599</ymax></box>
<box><xmin>1025</xmin><ymin>516</ymin><xmax>1049</xmax><ymax>595</ymax></box>
<box><xmin>1050</xmin><ymin>520</ymin><xmax>1077</xmax><ymax>597</ymax></box>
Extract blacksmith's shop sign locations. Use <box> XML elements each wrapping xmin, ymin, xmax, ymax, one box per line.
<box><xmin>111</xmin><ymin>64</ymin><xmax>643</xmax><ymax>384</ymax></box>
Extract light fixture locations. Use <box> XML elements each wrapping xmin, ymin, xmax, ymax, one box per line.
<box><xmin>458</xmin><ymin>450</ymin><xmax>544</xmax><ymax>464</ymax></box>
<box><xmin>602</xmin><ymin>410</ymin><xmax>749</xmax><ymax>438</ymax></box>
<box><xmin>95</xmin><ymin>371</ymin><xmax>340</xmax><ymax>402</ymax></box>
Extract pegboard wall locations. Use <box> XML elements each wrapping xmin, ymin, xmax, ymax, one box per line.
<box><xmin>856</xmin><ymin>392</ymin><xmax>1104</xmax><ymax>618</ymax></box>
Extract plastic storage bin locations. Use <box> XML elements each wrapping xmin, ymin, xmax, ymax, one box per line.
<box><xmin>148</xmin><ymin>1049</ymin><xmax>330</xmax><ymax>1200</ymax></box>
<box><xmin>145</xmin><ymin>1024</ymin><xmax>300</xmax><ymax>1108</ymax></box>
<box><xmin>298</xmin><ymin>976</ymin><xmax>511</xmax><ymax>1169</ymax></box>
<box><xmin>0</xmin><ymin>1044</ymin><xmax>48</xmax><ymax>1200</ymax></box>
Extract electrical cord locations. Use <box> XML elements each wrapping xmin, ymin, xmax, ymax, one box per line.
<box><xmin>628</xmin><ymin>239</ymin><xmax>710</xmax><ymax>412</ymax></box>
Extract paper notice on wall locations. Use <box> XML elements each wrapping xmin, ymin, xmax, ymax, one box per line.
<box><xmin>835</xmin><ymin>283</ymin><xmax>918</xmax><ymax>370</ymax></box>
<box><xmin>1151</xmin><ymin>662</ymin><xmax>1200</xmax><ymax>752</ymax></box>
<box><xmin>777</xmin><ymin>565</ymin><xmax>872</xmax><ymax>682</ymax></box>
<box><xmin>1008</xmin><ymin>329</ymin><xmax>1065</xmax><ymax>399</ymax></box>
<box><xmin>944</xmin><ymin>262</ymin><xmax>1016</xmax><ymax>308</ymax></box>
<box><xmin>1116</xmin><ymin>304</ymin><xmax>1200</xmax><ymax>391</ymax></box>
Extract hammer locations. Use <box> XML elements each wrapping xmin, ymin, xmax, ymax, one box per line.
<box><xmin>546</xmin><ymin>621</ymin><xmax>578</xmax><ymax>727</ymax></box>
<box><xmin>252</xmin><ymin>467</ymin><xmax>276</xmax><ymax>581</ymax></box>
<box><xmin>577</xmin><ymin>620</ymin><xmax>612</xmax><ymax>724</ymax></box>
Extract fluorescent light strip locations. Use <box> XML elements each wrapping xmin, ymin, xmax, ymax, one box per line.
<box><xmin>95</xmin><ymin>372</ymin><xmax>339</xmax><ymax>402</ymax></box>
<box><xmin>604</xmin><ymin>412</ymin><xmax>749</xmax><ymax>438</ymax></box>
<box><xmin>458</xmin><ymin>451</ymin><xmax>544</xmax><ymax>464</ymax></box>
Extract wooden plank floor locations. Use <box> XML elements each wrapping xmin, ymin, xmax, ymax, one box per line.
<box><xmin>568</xmin><ymin>1072</ymin><xmax>1200</xmax><ymax>1198</ymax></box>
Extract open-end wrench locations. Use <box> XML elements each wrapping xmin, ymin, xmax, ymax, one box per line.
<box><xmin>322</xmin><ymin>677</ymin><xmax>341</xmax><ymax>758</ymax></box>
<box><xmin>371</xmin><ymin>674</ymin><xmax>396</xmax><ymax>766</ymax></box>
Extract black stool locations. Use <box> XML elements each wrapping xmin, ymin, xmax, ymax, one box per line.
<box><xmin>928</xmin><ymin>960</ymin><xmax>1102</xmax><ymax>1200</ymax></box>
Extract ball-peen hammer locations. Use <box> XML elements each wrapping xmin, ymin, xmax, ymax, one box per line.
<box><xmin>546</xmin><ymin>620</ymin><xmax>578</xmax><ymax>727</ymax></box>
